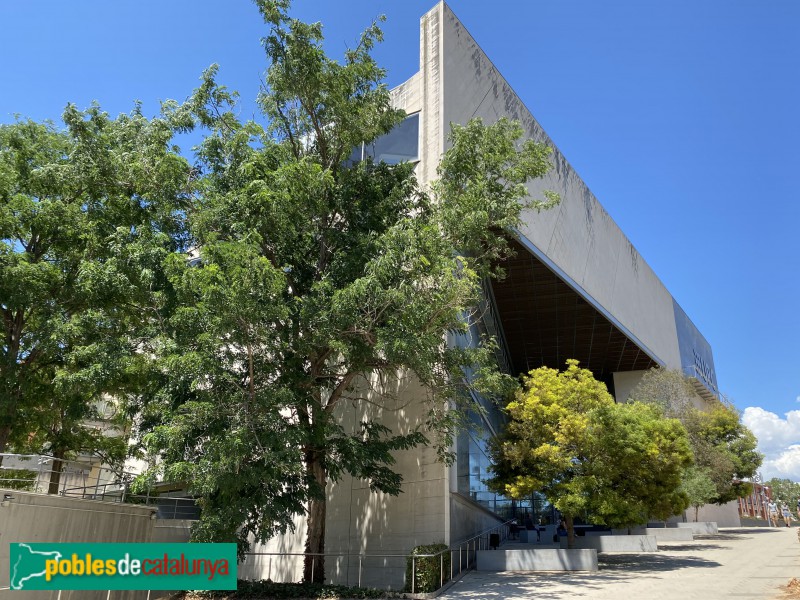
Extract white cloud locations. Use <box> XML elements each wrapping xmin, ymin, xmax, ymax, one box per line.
<box><xmin>742</xmin><ymin>406</ymin><xmax>800</xmax><ymax>481</ymax></box>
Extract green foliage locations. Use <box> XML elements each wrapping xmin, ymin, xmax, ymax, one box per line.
<box><xmin>585</xmin><ymin>401</ymin><xmax>693</xmax><ymax>524</ymax></box>
<box><xmin>626</xmin><ymin>367</ymin><xmax>698</xmax><ymax>418</ymax></box>
<box><xmin>0</xmin><ymin>468</ymin><xmax>37</xmax><ymax>491</ymax></box>
<box><xmin>0</xmin><ymin>0</ymin><xmax>558</xmax><ymax>583</ymax></box>
<box><xmin>0</xmin><ymin>104</ymin><xmax>190</xmax><ymax>472</ymax></box>
<box><xmin>177</xmin><ymin>580</ymin><xmax>405</xmax><ymax>599</ymax></box>
<box><xmin>765</xmin><ymin>478</ymin><xmax>800</xmax><ymax>506</ymax></box>
<box><xmin>404</xmin><ymin>543</ymin><xmax>449</xmax><ymax>593</ymax></box>
<box><xmin>488</xmin><ymin>360</ymin><xmax>693</xmax><ymax>540</ymax></box>
<box><xmin>680</xmin><ymin>466</ymin><xmax>717</xmax><ymax>521</ymax></box>
<box><xmin>434</xmin><ymin>118</ymin><xmax>558</xmax><ymax>280</ymax></box>
<box><xmin>686</xmin><ymin>403</ymin><xmax>761</xmax><ymax>504</ymax></box>
<box><xmin>630</xmin><ymin>368</ymin><xmax>763</xmax><ymax>504</ymax></box>
<box><xmin>135</xmin><ymin>0</ymin><xmax>558</xmax><ymax>578</ymax></box>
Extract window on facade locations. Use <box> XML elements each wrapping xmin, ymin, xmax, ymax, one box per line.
<box><xmin>348</xmin><ymin>112</ymin><xmax>420</xmax><ymax>165</ymax></box>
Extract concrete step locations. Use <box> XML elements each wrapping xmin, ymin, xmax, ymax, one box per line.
<box><xmin>476</xmin><ymin>548</ymin><xmax>598</xmax><ymax>571</ymax></box>
<box><xmin>559</xmin><ymin>534</ymin><xmax>659</xmax><ymax>552</ymax></box>
<box><xmin>676</xmin><ymin>521</ymin><xmax>719</xmax><ymax>535</ymax></box>
<box><xmin>612</xmin><ymin>527</ymin><xmax>693</xmax><ymax>541</ymax></box>
<box><xmin>501</xmin><ymin>541</ymin><xmax>561</xmax><ymax>550</ymax></box>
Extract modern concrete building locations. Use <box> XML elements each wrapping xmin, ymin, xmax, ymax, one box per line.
<box><xmin>242</xmin><ymin>2</ymin><xmax>728</xmax><ymax>587</ymax></box>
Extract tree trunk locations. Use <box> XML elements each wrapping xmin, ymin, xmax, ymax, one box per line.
<box><xmin>47</xmin><ymin>449</ymin><xmax>65</xmax><ymax>495</ymax></box>
<box><xmin>565</xmin><ymin>514</ymin><xmax>576</xmax><ymax>549</ymax></box>
<box><xmin>303</xmin><ymin>449</ymin><xmax>327</xmax><ymax>584</ymax></box>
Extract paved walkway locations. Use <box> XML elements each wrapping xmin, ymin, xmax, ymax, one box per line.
<box><xmin>439</xmin><ymin>527</ymin><xmax>799</xmax><ymax>600</ymax></box>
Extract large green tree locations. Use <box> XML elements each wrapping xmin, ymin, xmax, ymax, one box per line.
<box><xmin>0</xmin><ymin>106</ymin><xmax>190</xmax><ymax>487</ymax></box>
<box><xmin>630</xmin><ymin>368</ymin><xmax>762</xmax><ymax>505</ymax></box>
<box><xmin>488</xmin><ymin>360</ymin><xmax>693</xmax><ymax>547</ymax></box>
<box><xmin>136</xmin><ymin>0</ymin><xmax>558</xmax><ymax>582</ymax></box>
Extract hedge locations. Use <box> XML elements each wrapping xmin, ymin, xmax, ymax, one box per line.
<box><xmin>404</xmin><ymin>543</ymin><xmax>450</xmax><ymax>593</ymax></box>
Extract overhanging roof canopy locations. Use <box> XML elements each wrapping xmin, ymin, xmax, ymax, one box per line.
<box><xmin>490</xmin><ymin>238</ymin><xmax>658</xmax><ymax>381</ymax></box>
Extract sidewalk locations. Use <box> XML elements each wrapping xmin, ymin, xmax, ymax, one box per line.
<box><xmin>438</xmin><ymin>527</ymin><xmax>799</xmax><ymax>599</ymax></box>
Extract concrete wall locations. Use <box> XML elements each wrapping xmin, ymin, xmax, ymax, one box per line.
<box><xmin>244</xmin><ymin>372</ymin><xmax>450</xmax><ymax>590</ymax></box>
<box><xmin>239</xmin><ymin>514</ymin><xmax>307</xmax><ymax>584</ymax></box>
<box><xmin>0</xmin><ymin>489</ymin><xmax>155</xmax><ymax>600</ymax></box>
<box><xmin>326</xmin><ymin>373</ymin><xmax>448</xmax><ymax>585</ymax></box>
<box><xmin>691</xmin><ymin>501</ymin><xmax>741</xmax><ymax>527</ymax></box>
<box><xmin>613</xmin><ymin>370</ymin><xmax>649</xmax><ymax>403</ymax></box>
<box><xmin>416</xmin><ymin>5</ymin><xmax>445</xmax><ymax>186</ymax></box>
<box><xmin>433</xmin><ymin>1</ymin><xmax>719</xmax><ymax>374</ymax></box>
<box><xmin>449</xmin><ymin>493</ymin><xmax>505</xmax><ymax>544</ymax></box>
<box><xmin>150</xmin><ymin>520</ymin><xmax>192</xmax><ymax>544</ymax></box>
<box><xmin>664</xmin><ymin>500</ymin><xmax>739</xmax><ymax>528</ymax></box>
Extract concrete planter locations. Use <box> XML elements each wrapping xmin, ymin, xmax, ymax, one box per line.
<box><xmin>560</xmin><ymin>534</ymin><xmax>658</xmax><ymax>552</ymax></box>
<box><xmin>676</xmin><ymin>521</ymin><xmax>718</xmax><ymax>535</ymax></box>
<box><xmin>476</xmin><ymin>548</ymin><xmax>598</xmax><ymax>571</ymax></box>
<box><xmin>519</xmin><ymin>527</ymin><xmax>552</xmax><ymax>543</ymax></box>
<box><xmin>613</xmin><ymin>527</ymin><xmax>693</xmax><ymax>541</ymax></box>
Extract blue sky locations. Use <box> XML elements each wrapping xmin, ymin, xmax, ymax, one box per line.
<box><xmin>2</xmin><ymin>1</ymin><xmax>799</xmax><ymax>480</ymax></box>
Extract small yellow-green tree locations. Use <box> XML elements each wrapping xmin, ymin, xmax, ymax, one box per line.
<box><xmin>488</xmin><ymin>360</ymin><xmax>693</xmax><ymax>547</ymax></box>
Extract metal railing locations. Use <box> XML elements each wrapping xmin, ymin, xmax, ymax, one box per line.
<box><xmin>242</xmin><ymin>520</ymin><xmax>513</xmax><ymax>594</ymax></box>
<box><xmin>0</xmin><ymin>453</ymin><xmax>198</xmax><ymax>519</ymax></box>
<box><xmin>0</xmin><ymin>453</ymin><xmax>115</xmax><ymax>496</ymax></box>
<box><xmin>442</xmin><ymin>519</ymin><xmax>514</xmax><ymax>585</ymax></box>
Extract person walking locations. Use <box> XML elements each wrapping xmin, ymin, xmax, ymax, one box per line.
<box><xmin>768</xmin><ymin>500</ymin><xmax>779</xmax><ymax>527</ymax></box>
<box><xmin>781</xmin><ymin>503</ymin><xmax>792</xmax><ymax>527</ymax></box>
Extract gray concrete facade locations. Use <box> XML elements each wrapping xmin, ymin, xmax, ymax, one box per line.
<box><xmin>430</xmin><ymin>1</ymin><xmax>716</xmax><ymax>390</ymax></box>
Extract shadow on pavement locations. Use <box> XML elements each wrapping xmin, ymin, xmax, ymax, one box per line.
<box><xmin>441</xmin><ymin>571</ymin><xmax>638</xmax><ymax>599</ymax></box>
<box><xmin>443</xmin><ymin>550</ymin><xmax>725</xmax><ymax>600</ymax></box>
<box><xmin>656</xmin><ymin>543</ymin><xmax>728</xmax><ymax>552</ymax></box>
<box><xmin>439</xmin><ymin>527</ymin><xmax>794</xmax><ymax>599</ymax></box>
<box><xmin>600</xmin><ymin>552</ymin><xmax>721</xmax><ymax>573</ymax></box>
<box><xmin>711</xmin><ymin>528</ymin><xmax>780</xmax><ymax>536</ymax></box>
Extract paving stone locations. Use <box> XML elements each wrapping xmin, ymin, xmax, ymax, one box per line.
<box><xmin>437</xmin><ymin>527</ymin><xmax>800</xmax><ymax>600</ymax></box>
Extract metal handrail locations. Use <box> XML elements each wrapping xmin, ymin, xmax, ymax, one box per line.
<box><xmin>438</xmin><ymin>518</ymin><xmax>513</xmax><ymax>590</ymax></box>
<box><xmin>243</xmin><ymin>519</ymin><xmax>514</xmax><ymax>593</ymax></box>
<box><xmin>450</xmin><ymin>518</ymin><xmax>515</xmax><ymax>548</ymax></box>
<box><xmin>0</xmin><ymin>453</ymin><xmax>197</xmax><ymax>519</ymax></box>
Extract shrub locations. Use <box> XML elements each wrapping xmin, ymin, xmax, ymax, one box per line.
<box><xmin>174</xmin><ymin>580</ymin><xmax>404</xmax><ymax>598</ymax></box>
<box><xmin>0</xmin><ymin>469</ymin><xmax>37</xmax><ymax>491</ymax></box>
<box><xmin>404</xmin><ymin>543</ymin><xmax>450</xmax><ymax>593</ymax></box>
